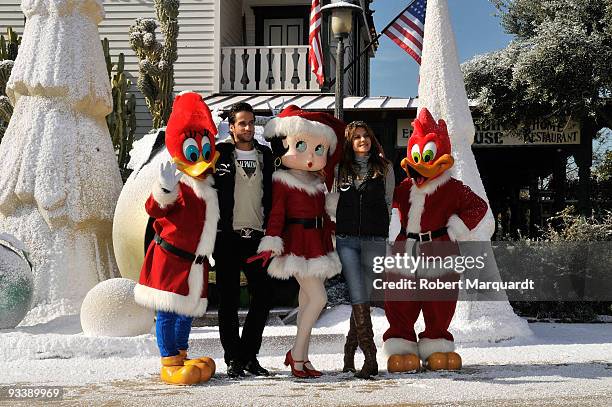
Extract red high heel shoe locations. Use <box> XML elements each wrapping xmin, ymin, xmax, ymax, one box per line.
<box><xmin>284</xmin><ymin>350</ymin><xmax>309</xmax><ymax>378</ymax></box>
<box><xmin>303</xmin><ymin>361</ymin><xmax>322</xmax><ymax>378</ymax></box>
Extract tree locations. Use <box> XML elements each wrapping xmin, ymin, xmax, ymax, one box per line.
<box><xmin>128</xmin><ymin>0</ymin><xmax>179</xmax><ymax>129</ymax></box>
<box><xmin>463</xmin><ymin>0</ymin><xmax>612</xmax><ymax>131</ymax></box>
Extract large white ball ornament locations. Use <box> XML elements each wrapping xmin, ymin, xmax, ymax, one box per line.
<box><xmin>80</xmin><ymin>278</ymin><xmax>154</xmax><ymax>337</ymax></box>
<box><xmin>0</xmin><ymin>234</ymin><xmax>34</xmax><ymax>329</ymax></box>
<box><xmin>113</xmin><ymin>130</ymin><xmax>171</xmax><ymax>281</ymax></box>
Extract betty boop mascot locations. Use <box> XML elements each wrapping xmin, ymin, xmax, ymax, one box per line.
<box><xmin>248</xmin><ymin>105</ymin><xmax>344</xmax><ymax>378</ymax></box>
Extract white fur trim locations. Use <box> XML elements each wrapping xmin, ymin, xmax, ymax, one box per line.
<box><xmin>406</xmin><ymin>187</ymin><xmax>426</xmax><ymax>234</ymax></box>
<box><xmin>264</xmin><ymin>115</ymin><xmax>338</xmax><ymax>154</ymax></box>
<box><xmin>151</xmin><ymin>181</ymin><xmax>179</xmax><ymax>209</ymax></box>
<box><xmin>418</xmin><ymin>338</ymin><xmax>455</xmax><ymax>362</ymax></box>
<box><xmin>383</xmin><ymin>338</ymin><xmax>418</xmax><ymax>357</ymax></box>
<box><xmin>134</xmin><ymin>263</ymin><xmax>208</xmax><ymax>317</ymax></box>
<box><xmin>325</xmin><ymin>192</ymin><xmax>339</xmax><ymax>221</ymax></box>
<box><xmin>257</xmin><ymin>236</ymin><xmax>284</xmax><ymax>256</ymax></box>
<box><xmin>179</xmin><ymin>176</ymin><xmax>219</xmax><ymax>258</ymax></box>
<box><xmin>267</xmin><ymin>252</ymin><xmax>341</xmax><ymax>280</ymax></box>
<box><xmin>273</xmin><ymin>170</ymin><xmax>326</xmax><ymax>196</ymax></box>
<box><xmin>406</xmin><ymin>172</ymin><xmax>452</xmax><ymax>234</ymax></box>
<box><xmin>446</xmin><ymin>214</ymin><xmax>470</xmax><ymax>242</ymax></box>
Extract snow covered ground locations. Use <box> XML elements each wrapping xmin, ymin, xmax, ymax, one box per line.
<box><xmin>1</xmin><ymin>305</ymin><xmax>610</xmax><ymax>406</ymax></box>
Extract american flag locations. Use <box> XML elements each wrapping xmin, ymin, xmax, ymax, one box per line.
<box><xmin>308</xmin><ymin>0</ymin><xmax>324</xmax><ymax>85</ymax></box>
<box><xmin>383</xmin><ymin>0</ymin><xmax>427</xmax><ymax>65</ymax></box>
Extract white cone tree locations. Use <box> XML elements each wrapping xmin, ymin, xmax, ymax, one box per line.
<box><xmin>0</xmin><ymin>0</ymin><xmax>123</xmax><ymax>324</ymax></box>
<box><xmin>417</xmin><ymin>0</ymin><xmax>531</xmax><ymax>341</ymax></box>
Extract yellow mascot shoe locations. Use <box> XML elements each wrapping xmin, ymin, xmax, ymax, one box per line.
<box><xmin>185</xmin><ymin>359</ymin><xmax>214</xmax><ymax>383</ymax></box>
<box><xmin>160</xmin><ymin>355</ymin><xmax>201</xmax><ymax>385</ymax></box>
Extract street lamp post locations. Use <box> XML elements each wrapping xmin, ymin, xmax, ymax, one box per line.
<box><xmin>321</xmin><ymin>0</ymin><xmax>363</xmax><ymax>121</ymax></box>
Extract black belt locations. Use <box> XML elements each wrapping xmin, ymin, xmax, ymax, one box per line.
<box><xmin>287</xmin><ymin>217</ymin><xmax>324</xmax><ymax>229</ymax></box>
<box><xmin>234</xmin><ymin>228</ymin><xmax>264</xmax><ymax>239</ymax></box>
<box><xmin>400</xmin><ymin>227</ymin><xmax>448</xmax><ymax>242</ymax></box>
<box><xmin>154</xmin><ymin>234</ymin><xmax>205</xmax><ymax>264</ymax></box>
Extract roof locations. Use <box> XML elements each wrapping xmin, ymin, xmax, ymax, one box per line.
<box><xmin>204</xmin><ymin>93</ymin><xmax>419</xmax><ymax>113</ymax></box>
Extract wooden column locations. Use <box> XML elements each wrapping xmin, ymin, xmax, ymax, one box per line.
<box><xmin>576</xmin><ymin>119</ymin><xmax>594</xmax><ymax>215</ymax></box>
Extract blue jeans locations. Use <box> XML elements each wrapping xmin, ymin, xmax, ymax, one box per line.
<box><xmin>156</xmin><ymin>311</ymin><xmax>193</xmax><ymax>357</ymax></box>
<box><xmin>336</xmin><ymin>235</ymin><xmax>387</xmax><ymax>305</ymax></box>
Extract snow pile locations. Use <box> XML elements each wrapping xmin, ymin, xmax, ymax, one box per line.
<box><xmin>0</xmin><ymin>0</ymin><xmax>123</xmax><ymax>324</ymax></box>
<box><xmin>80</xmin><ymin>278</ymin><xmax>154</xmax><ymax>337</ymax></box>
<box><xmin>416</xmin><ymin>0</ymin><xmax>531</xmax><ymax>340</ymax></box>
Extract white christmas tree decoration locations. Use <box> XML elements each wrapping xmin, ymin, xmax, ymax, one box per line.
<box><xmin>0</xmin><ymin>0</ymin><xmax>123</xmax><ymax>324</ymax></box>
<box><xmin>417</xmin><ymin>0</ymin><xmax>531</xmax><ymax>341</ymax></box>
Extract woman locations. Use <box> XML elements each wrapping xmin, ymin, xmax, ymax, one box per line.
<box><xmin>248</xmin><ymin>105</ymin><xmax>344</xmax><ymax>378</ymax></box>
<box><xmin>333</xmin><ymin>121</ymin><xmax>394</xmax><ymax>379</ymax></box>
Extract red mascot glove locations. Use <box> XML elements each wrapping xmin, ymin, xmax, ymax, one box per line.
<box><xmin>246</xmin><ymin>251</ymin><xmax>273</xmax><ymax>267</ymax></box>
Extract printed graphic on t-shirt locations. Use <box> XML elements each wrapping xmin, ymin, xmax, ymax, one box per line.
<box><xmin>235</xmin><ymin>149</ymin><xmax>257</xmax><ymax>178</ymax></box>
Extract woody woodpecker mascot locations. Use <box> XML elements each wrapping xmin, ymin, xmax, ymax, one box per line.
<box><xmin>383</xmin><ymin>108</ymin><xmax>488</xmax><ymax>372</ymax></box>
<box><xmin>134</xmin><ymin>92</ymin><xmax>219</xmax><ymax>385</ymax></box>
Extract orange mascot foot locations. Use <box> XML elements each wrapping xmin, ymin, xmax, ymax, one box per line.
<box><xmin>387</xmin><ymin>353</ymin><xmax>421</xmax><ymax>373</ymax></box>
<box><xmin>426</xmin><ymin>352</ymin><xmax>462</xmax><ymax>371</ymax></box>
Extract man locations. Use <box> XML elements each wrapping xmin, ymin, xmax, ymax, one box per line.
<box><xmin>213</xmin><ymin>102</ymin><xmax>274</xmax><ymax>378</ymax></box>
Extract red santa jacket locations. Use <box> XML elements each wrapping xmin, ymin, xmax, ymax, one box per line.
<box><xmin>134</xmin><ymin>176</ymin><xmax>219</xmax><ymax>317</ymax></box>
<box><xmin>257</xmin><ymin>170</ymin><xmax>341</xmax><ymax>280</ymax></box>
<box><xmin>393</xmin><ymin>172</ymin><xmax>488</xmax><ymax>276</ymax></box>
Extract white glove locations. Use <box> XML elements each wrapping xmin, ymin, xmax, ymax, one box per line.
<box><xmin>159</xmin><ymin>161</ymin><xmax>182</xmax><ymax>191</ymax></box>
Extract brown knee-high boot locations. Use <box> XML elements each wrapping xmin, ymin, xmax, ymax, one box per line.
<box><xmin>342</xmin><ymin>310</ymin><xmax>358</xmax><ymax>372</ymax></box>
<box><xmin>353</xmin><ymin>303</ymin><xmax>378</xmax><ymax>379</ymax></box>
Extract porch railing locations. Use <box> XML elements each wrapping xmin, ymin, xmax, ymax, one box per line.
<box><xmin>220</xmin><ymin>45</ymin><xmax>323</xmax><ymax>92</ymax></box>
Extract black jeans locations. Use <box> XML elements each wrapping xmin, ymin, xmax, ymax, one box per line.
<box><xmin>214</xmin><ymin>231</ymin><xmax>273</xmax><ymax>365</ymax></box>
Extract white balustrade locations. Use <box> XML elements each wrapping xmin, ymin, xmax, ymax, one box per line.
<box><xmin>220</xmin><ymin>46</ymin><xmax>323</xmax><ymax>92</ymax></box>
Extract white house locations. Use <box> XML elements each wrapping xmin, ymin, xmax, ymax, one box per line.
<box><xmin>1</xmin><ymin>0</ymin><xmax>377</xmax><ymax>137</ymax></box>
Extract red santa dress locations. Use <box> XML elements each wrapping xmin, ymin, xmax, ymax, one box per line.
<box><xmin>134</xmin><ymin>175</ymin><xmax>219</xmax><ymax>317</ymax></box>
<box><xmin>382</xmin><ymin>171</ymin><xmax>488</xmax><ymax>361</ymax></box>
<box><xmin>257</xmin><ymin>169</ymin><xmax>341</xmax><ymax>280</ymax></box>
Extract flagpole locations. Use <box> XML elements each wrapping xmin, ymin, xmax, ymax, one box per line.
<box><xmin>327</xmin><ymin>0</ymin><xmax>417</xmax><ymax>88</ymax></box>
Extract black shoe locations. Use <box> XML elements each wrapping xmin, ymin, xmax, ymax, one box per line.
<box><xmin>227</xmin><ymin>360</ymin><xmax>246</xmax><ymax>378</ymax></box>
<box><xmin>244</xmin><ymin>358</ymin><xmax>270</xmax><ymax>376</ymax></box>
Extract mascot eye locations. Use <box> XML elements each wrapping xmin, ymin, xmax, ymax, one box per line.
<box><xmin>296</xmin><ymin>140</ymin><xmax>307</xmax><ymax>152</ymax></box>
<box><xmin>183</xmin><ymin>138</ymin><xmax>200</xmax><ymax>162</ymax></box>
<box><xmin>410</xmin><ymin>144</ymin><xmax>421</xmax><ymax>163</ymax></box>
<box><xmin>314</xmin><ymin>144</ymin><xmax>325</xmax><ymax>156</ymax></box>
<box><xmin>422</xmin><ymin>142</ymin><xmax>437</xmax><ymax>163</ymax></box>
<box><xmin>201</xmin><ymin>136</ymin><xmax>212</xmax><ymax>161</ymax></box>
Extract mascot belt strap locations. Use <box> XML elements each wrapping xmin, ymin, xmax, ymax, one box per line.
<box><xmin>153</xmin><ymin>234</ymin><xmax>206</xmax><ymax>264</ymax></box>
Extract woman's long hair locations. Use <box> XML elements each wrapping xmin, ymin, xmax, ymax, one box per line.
<box><xmin>338</xmin><ymin>121</ymin><xmax>390</xmax><ymax>183</ymax></box>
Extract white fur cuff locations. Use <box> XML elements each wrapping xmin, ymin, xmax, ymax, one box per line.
<box><xmin>325</xmin><ymin>192</ymin><xmax>339</xmax><ymax>220</ymax></box>
<box><xmin>383</xmin><ymin>338</ymin><xmax>418</xmax><ymax>357</ymax></box>
<box><xmin>418</xmin><ymin>338</ymin><xmax>455</xmax><ymax>362</ymax></box>
<box><xmin>257</xmin><ymin>236</ymin><xmax>284</xmax><ymax>256</ymax></box>
<box><xmin>446</xmin><ymin>214</ymin><xmax>471</xmax><ymax>242</ymax></box>
<box><xmin>151</xmin><ymin>181</ymin><xmax>179</xmax><ymax>209</ymax></box>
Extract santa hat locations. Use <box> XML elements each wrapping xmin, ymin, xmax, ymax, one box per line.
<box><xmin>263</xmin><ymin>105</ymin><xmax>343</xmax><ymax>154</ymax></box>
<box><xmin>264</xmin><ymin>105</ymin><xmax>345</xmax><ymax>189</ymax></box>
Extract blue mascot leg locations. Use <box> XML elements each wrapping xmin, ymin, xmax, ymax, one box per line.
<box><xmin>156</xmin><ymin>311</ymin><xmax>179</xmax><ymax>357</ymax></box>
<box><xmin>175</xmin><ymin>314</ymin><xmax>194</xmax><ymax>353</ymax></box>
